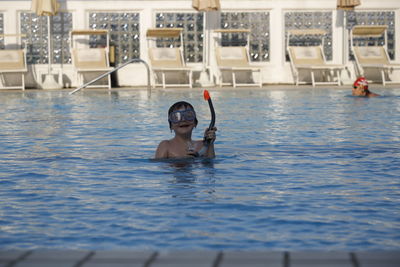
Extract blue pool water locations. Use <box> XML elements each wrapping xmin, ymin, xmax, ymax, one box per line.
<box><xmin>0</xmin><ymin>88</ymin><xmax>399</xmax><ymax>250</ymax></box>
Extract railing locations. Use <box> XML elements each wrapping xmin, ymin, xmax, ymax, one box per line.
<box><xmin>69</xmin><ymin>58</ymin><xmax>151</xmax><ymax>95</ymax></box>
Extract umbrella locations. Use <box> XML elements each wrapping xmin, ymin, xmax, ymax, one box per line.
<box><xmin>337</xmin><ymin>0</ymin><xmax>361</xmax><ymax>64</ymax></box>
<box><xmin>192</xmin><ymin>0</ymin><xmax>221</xmax><ymax>87</ymax></box>
<box><xmin>192</xmin><ymin>0</ymin><xmax>220</xmax><ymax>11</ymax></box>
<box><xmin>31</xmin><ymin>0</ymin><xmax>62</xmax><ymax>89</ymax></box>
<box><xmin>31</xmin><ymin>0</ymin><xmax>60</xmax><ymax>15</ymax></box>
<box><xmin>337</xmin><ymin>0</ymin><xmax>360</xmax><ymax>10</ymax></box>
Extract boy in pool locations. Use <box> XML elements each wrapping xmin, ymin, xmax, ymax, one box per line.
<box><xmin>352</xmin><ymin>77</ymin><xmax>380</xmax><ymax>97</ymax></box>
<box><xmin>155</xmin><ymin>101</ymin><xmax>217</xmax><ymax>159</ymax></box>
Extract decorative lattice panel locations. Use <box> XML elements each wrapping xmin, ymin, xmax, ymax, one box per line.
<box><xmin>347</xmin><ymin>11</ymin><xmax>395</xmax><ymax>60</ymax></box>
<box><xmin>89</xmin><ymin>12</ymin><xmax>140</xmax><ymax>64</ymax></box>
<box><xmin>0</xmin><ymin>14</ymin><xmax>4</xmax><ymax>49</ymax></box>
<box><xmin>21</xmin><ymin>12</ymin><xmax>72</xmax><ymax>64</ymax></box>
<box><xmin>220</xmin><ymin>12</ymin><xmax>270</xmax><ymax>62</ymax></box>
<box><xmin>155</xmin><ymin>12</ymin><xmax>204</xmax><ymax>63</ymax></box>
<box><xmin>285</xmin><ymin>11</ymin><xmax>333</xmax><ymax>61</ymax></box>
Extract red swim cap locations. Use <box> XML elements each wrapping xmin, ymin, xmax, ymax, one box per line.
<box><xmin>353</xmin><ymin>77</ymin><xmax>368</xmax><ymax>88</ymax></box>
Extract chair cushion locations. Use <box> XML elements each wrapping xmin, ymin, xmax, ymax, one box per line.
<box><xmin>0</xmin><ymin>50</ymin><xmax>26</xmax><ymax>70</ymax></box>
<box><xmin>216</xmin><ymin>46</ymin><xmax>250</xmax><ymax>67</ymax></box>
<box><xmin>73</xmin><ymin>48</ymin><xmax>109</xmax><ymax>69</ymax></box>
<box><xmin>288</xmin><ymin>46</ymin><xmax>325</xmax><ymax>65</ymax></box>
<box><xmin>353</xmin><ymin>46</ymin><xmax>389</xmax><ymax>65</ymax></box>
<box><xmin>149</xmin><ymin>48</ymin><xmax>184</xmax><ymax>68</ymax></box>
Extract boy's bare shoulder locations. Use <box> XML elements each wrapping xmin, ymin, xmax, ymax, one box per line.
<box><xmin>155</xmin><ymin>140</ymin><xmax>172</xmax><ymax>159</ymax></box>
<box><xmin>158</xmin><ymin>139</ymin><xmax>170</xmax><ymax>146</ymax></box>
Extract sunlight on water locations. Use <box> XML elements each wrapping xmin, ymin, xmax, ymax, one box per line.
<box><xmin>0</xmin><ymin>88</ymin><xmax>399</xmax><ymax>250</ymax></box>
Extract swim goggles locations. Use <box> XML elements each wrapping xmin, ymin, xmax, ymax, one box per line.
<box><xmin>168</xmin><ymin>109</ymin><xmax>196</xmax><ymax>124</ymax></box>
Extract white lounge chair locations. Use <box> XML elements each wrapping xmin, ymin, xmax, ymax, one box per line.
<box><xmin>214</xmin><ymin>29</ymin><xmax>262</xmax><ymax>88</ymax></box>
<box><xmin>287</xmin><ymin>29</ymin><xmax>345</xmax><ymax>87</ymax></box>
<box><xmin>350</xmin><ymin>25</ymin><xmax>400</xmax><ymax>85</ymax></box>
<box><xmin>0</xmin><ymin>34</ymin><xmax>27</xmax><ymax>90</ymax></box>
<box><xmin>70</xmin><ymin>30</ymin><xmax>112</xmax><ymax>89</ymax></box>
<box><xmin>146</xmin><ymin>28</ymin><xmax>193</xmax><ymax>88</ymax></box>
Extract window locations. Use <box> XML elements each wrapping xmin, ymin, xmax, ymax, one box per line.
<box><xmin>0</xmin><ymin>14</ymin><xmax>4</xmax><ymax>49</ymax></box>
<box><xmin>155</xmin><ymin>12</ymin><xmax>204</xmax><ymax>63</ymax></box>
<box><xmin>347</xmin><ymin>11</ymin><xmax>395</xmax><ymax>60</ymax></box>
<box><xmin>89</xmin><ymin>12</ymin><xmax>140</xmax><ymax>64</ymax></box>
<box><xmin>220</xmin><ymin>12</ymin><xmax>270</xmax><ymax>62</ymax></box>
<box><xmin>285</xmin><ymin>11</ymin><xmax>333</xmax><ymax>61</ymax></box>
<box><xmin>20</xmin><ymin>12</ymin><xmax>72</xmax><ymax>64</ymax></box>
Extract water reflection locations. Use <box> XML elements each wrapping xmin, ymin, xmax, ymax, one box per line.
<box><xmin>267</xmin><ymin>90</ymin><xmax>289</xmax><ymax>145</ymax></box>
<box><xmin>156</xmin><ymin>158</ymin><xmax>215</xmax><ymax>180</ymax></box>
<box><xmin>1</xmin><ymin>88</ymin><xmax>400</xmax><ymax>250</ymax></box>
<box><xmin>153</xmin><ymin>158</ymin><xmax>217</xmax><ymax>201</ymax></box>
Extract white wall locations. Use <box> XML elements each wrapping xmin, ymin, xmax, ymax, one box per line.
<box><xmin>0</xmin><ymin>0</ymin><xmax>399</xmax><ymax>88</ymax></box>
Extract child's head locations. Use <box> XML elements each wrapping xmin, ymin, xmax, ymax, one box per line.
<box><xmin>353</xmin><ymin>77</ymin><xmax>369</xmax><ymax>96</ymax></box>
<box><xmin>353</xmin><ymin>77</ymin><xmax>368</xmax><ymax>89</ymax></box>
<box><xmin>168</xmin><ymin>101</ymin><xmax>198</xmax><ymax>129</ymax></box>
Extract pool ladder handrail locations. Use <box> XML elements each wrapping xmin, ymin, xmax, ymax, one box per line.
<box><xmin>69</xmin><ymin>58</ymin><xmax>151</xmax><ymax>95</ymax></box>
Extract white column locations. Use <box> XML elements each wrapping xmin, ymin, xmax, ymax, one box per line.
<box><xmin>268</xmin><ymin>7</ymin><xmax>287</xmax><ymax>83</ymax></box>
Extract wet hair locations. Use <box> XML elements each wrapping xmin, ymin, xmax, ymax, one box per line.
<box><xmin>168</xmin><ymin>101</ymin><xmax>198</xmax><ymax>129</ymax></box>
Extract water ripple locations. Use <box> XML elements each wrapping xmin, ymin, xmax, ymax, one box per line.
<box><xmin>0</xmin><ymin>89</ymin><xmax>399</xmax><ymax>250</ymax></box>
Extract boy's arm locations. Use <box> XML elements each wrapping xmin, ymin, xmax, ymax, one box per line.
<box><xmin>203</xmin><ymin>127</ymin><xmax>217</xmax><ymax>158</ymax></box>
<box><xmin>205</xmin><ymin>143</ymin><xmax>215</xmax><ymax>158</ymax></box>
<box><xmin>155</xmin><ymin>140</ymin><xmax>169</xmax><ymax>159</ymax></box>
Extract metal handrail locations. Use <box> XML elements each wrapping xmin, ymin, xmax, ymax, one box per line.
<box><xmin>69</xmin><ymin>58</ymin><xmax>151</xmax><ymax>95</ymax></box>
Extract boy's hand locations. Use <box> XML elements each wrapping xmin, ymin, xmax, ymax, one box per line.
<box><xmin>204</xmin><ymin>127</ymin><xmax>217</xmax><ymax>143</ymax></box>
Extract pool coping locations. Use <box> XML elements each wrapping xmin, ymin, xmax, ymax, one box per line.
<box><xmin>0</xmin><ymin>84</ymin><xmax>399</xmax><ymax>94</ymax></box>
<box><xmin>1</xmin><ymin>250</ymin><xmax>399</xmax><ymax>267</ymax></box>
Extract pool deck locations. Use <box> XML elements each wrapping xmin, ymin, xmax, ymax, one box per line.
<box><xmin>1</xmin><ymin>250</ymin><xmax>399</xmax><ymax>267</ymax></box>
<box><xmin>1</xmin><ymin>83</ymin><xmax>399</xmax><ymax>94</ymax></box>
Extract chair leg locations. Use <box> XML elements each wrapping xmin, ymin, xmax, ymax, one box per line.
<box><xmin>151</xmin><ymin>71</ymin><xmax>156</xmax><ymax>88</ymax></box>
<box><xmin>162</xmin><ymin>72</ymin><xmax>166</xmax><ymax>89</ymax></box>
<box><xmin>321</xmin><ymin>71</ymin><xmax>326</xmax><ymax>83</ymax></box>
<box><xmin>22</xmin><ymin>73</ymin><xmax>25</xmax><ymax>90</ymax></box>
<box><xmin>381</xmin><ymin>70</ymin><xmax>386</xmax><ymax>86</ymax></box>
<box><xmin>0</xmin><ymin>73</ymin><xmax>5</xmax><ymax>88</ymax></box>
<box><xmin>189</xmin><ymin>71</ymin><xmax>192</xmax><ymax>88</ymax></box>
<box><xmin>0</xmin><ymin>73</ymin><xmax>26</xmax><ymax>90</ymax></box>
<box><xmin>311</xmin><ymin>71</ymin><xmax>315</xmax><ymax>87</ymax></box>
<box><xmin>78</xmin><ymin>73</ymin><xmax>83</xmax><ymax>87</ymax></box>
<box><xmin>336</xmin><ymin>70</ymin><xmax>341</xmax><ymax>86</ymax></box>
<box><xmin>232</xmin><ymin>71</ymin><xmax>236</xmax><ymax>88</ymax></box>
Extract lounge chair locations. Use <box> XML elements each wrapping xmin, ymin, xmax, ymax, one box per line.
<box><xmin>0</xmin><ymin>34</ymin><xmax>27</xmax><ymax>90</ymax></box>
<box><xmin>214</xmin><ymin>29</ymin><xmax>262</xmax><ymax>88</ymax></box>
<box><xmin>146</xmin><ymin>28</ymin><xmax>193</xmax><ymax>88</ymax></box>
<box><xmin>70</xmin><ymin>30</ymin><xmax>112</xmax><ymax>89</ymax></box>
<box><xmin>287</xmin><ymin>29</ymin><xmax>345</xmax><ymax>87</ymax></box>
<box><xmin>350</xmin><ymin>25</ymin><xmax>400</xmax><ymax>85</ymax></box>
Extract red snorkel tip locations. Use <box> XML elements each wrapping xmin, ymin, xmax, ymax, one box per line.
<box><xmin>203</xmin><ymin>90</ymin><xmax>210</xmax><ymax>101</ymax></box>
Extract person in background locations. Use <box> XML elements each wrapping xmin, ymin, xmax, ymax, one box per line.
<box><xmin>155</xmin><ymin>101</ymin><xmax>216</xmax><ymax>159</ymax></box>
<box><xmin>352</xmin><ymin>77</ymin><xmax>380</xmax><ymax>97</ymax></box>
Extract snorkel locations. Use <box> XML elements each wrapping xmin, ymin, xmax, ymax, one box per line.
<box><xmin>203</xmin><ymin>90</ymin><xmax>216</xmax><ymax>136</ymax></box>
<box><xmin>197</xmin><ymin>90</ymin><xmax>216</xmax><ymax>157</ymax></box>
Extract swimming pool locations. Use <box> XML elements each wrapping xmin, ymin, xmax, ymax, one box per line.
<box><xmin>0</xmin><ymin>87</ymin><xmax>399</xmax><ymax>250</ymax></box>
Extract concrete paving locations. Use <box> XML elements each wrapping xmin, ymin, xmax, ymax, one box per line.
<box><xmin>1</xmin><ymin>250</ymin><xmax>399</xmax><ymax>267</ymax></box>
